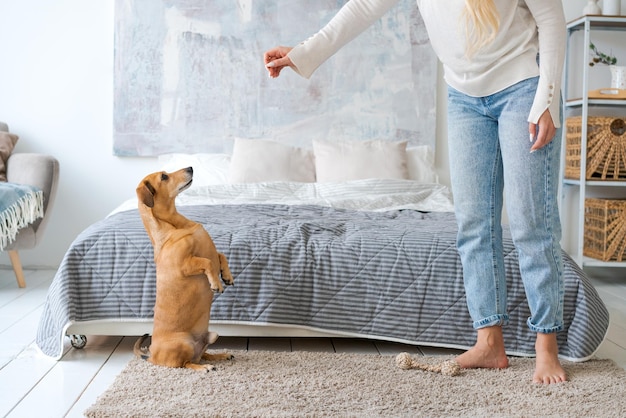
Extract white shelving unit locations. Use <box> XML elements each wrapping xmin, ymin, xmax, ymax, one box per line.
<box><xmin>561</xmin><ymin>15</ymin><xmax>626</xmax><ymax>268</ymax></box>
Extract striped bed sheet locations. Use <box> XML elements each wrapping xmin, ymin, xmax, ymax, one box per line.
<box><xmin>35</xmin><ymin>180</ymin><xmax>609</xmax><ymax>361</ymax></box>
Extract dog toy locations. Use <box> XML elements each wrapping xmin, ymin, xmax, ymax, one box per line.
<box><xmin>395</xmin><ymin>352</ymin><xmax>461</xmax><ymax>377</ymax></box>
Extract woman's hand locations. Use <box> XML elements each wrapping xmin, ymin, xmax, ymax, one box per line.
<box><xmin>264</xmin><ymin>46</ymin><xmax>294</xmax><ymax>78</ymax></box>
<box><xmin>529</xmin><ymin>109</ymin><xmax>557</xmax><ymax>153</ymax></box>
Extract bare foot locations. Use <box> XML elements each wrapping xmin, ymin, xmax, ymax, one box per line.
<box><xmin>456</xmin><ymin>326</ymin><xmax>509</xmax><ymax>369</ymax></box>
<box><xmin>533</xmin><ymin>333</ymin><xmax>567</xmax><ymax>384</ymax></box>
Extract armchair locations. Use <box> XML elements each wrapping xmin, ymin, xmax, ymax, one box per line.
<box><xmin>1</xmin><ymin>122</ymin><xmax>59</xmax><ymax>287</ymax></box>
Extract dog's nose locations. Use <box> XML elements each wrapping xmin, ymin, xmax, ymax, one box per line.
<box><xmin>185</xmin><ymin>166</ymin><xmax>193</xmax><ymax>175</ymax></box>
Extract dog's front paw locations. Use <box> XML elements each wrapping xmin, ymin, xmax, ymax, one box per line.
<box><xmin>221</xmin><ymin>273</ymin><xmax>234</xmax><ymax>287</ymax></box>
<box><xmin>218</xmin><ymin>254</ymin><xmax>234</xmax><ymax>287</ymax></box>
<box><xmin>207</xmin><ymin>276</ymin><xmax>224</xmax><ymax>293</ymax></box>
<box><xmin>211</xmin><ymin>283</ymin><xmax>225</xmax><ymax>293</ymax></box>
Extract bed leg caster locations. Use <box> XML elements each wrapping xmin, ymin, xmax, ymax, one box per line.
<box><xmin>70</xmin><ymin>334</ymin><xmax>87</xmax><ymax>349</ymax></box>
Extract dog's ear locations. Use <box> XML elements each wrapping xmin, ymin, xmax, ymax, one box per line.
<box><xmin>137</xmin><ymin>181</ymin><xmax>156</xmax><ymax>208</ymax></box>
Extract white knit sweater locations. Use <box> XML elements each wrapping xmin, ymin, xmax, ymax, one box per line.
<box><xmin>288</xmin><ymin>0</ymin><xmax>566</xmax><ymax>127</ymax></box>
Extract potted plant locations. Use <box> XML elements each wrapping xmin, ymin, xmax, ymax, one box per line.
<box><xmin>589</xmin><ymin>42</ymin><xmax>625</xmax><ymax>90</ymax></box>
<box><xmin>589</xmin><ymin>42</ymin><xmax>617</xmax><ymax>66</ymax></box>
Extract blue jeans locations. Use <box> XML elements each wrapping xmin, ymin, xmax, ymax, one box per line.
<box><xmin>447</xmin><ymin>77</ymin><xmax>564</xmax><ymax>334</ymax></box>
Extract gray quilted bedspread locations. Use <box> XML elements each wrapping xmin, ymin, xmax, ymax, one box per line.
<box><xmin>36</xmin><ymin>204</ymin><xmax>609</xmax><ymax>360</ymax></box>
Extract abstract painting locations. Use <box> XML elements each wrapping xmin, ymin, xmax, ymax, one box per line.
<box><xmin>113</xmin><ymin>0</ymin><xmax>436</xmax><ymax>156</ymax></box>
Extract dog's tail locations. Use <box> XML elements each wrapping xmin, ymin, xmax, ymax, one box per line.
<box><xmin>133</xmin><ymin>334</ymin><xmax>151</xmax><ymax>360</ymax></box>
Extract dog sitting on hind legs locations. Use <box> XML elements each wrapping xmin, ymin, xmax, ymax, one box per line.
<box><xmin>133</xmin><ymin>166</ymin><xmax>234</xmax><ymax>371</ymax></box>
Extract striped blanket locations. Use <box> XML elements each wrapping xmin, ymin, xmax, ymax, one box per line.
<box><xmin>0</xmin><ymin>182</ymin><xmax>44</xmax><ymax>250</ymax></box>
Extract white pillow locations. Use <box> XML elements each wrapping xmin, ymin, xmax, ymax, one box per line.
<box><xmin>406</xmin><ymin>145</ymin><xmax>439</xmax><ymax>183</ymax></box>
<box><xmin>313</xmin><ymin>139</ymin><xmax>409</xmax><ymax>182</ymax></box>
<box><xmin>229</xmin><ymin>138</ymin><xmax>316</xmax><ymax>183</ymax></box>
<box><xmin>158</xmin><ymin>153</ymin><xmax>231</xmax><ymax>186</ymax></box>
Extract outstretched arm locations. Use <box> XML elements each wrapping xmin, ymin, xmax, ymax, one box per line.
<box><xmin>264</xmin><ymin>0</ymin><xmax>400</xmax><ymax>79</ymax></box>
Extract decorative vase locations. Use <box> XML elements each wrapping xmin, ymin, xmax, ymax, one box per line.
<box><xmin>610</xmin><ymin>65</ymin><xmax>626</xmax><ymax>89</ymax></box>
<box><xmin>603</xmin><ymin>0</ymin><xmax>621</xmax><ymax>15</ymax></box>
<box><xmin>584</xmin><ymin>0</ymin><xmax>602</xmax><ymax>14</ymax></box>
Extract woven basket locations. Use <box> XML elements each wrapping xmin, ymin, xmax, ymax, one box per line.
<box><xmin>565</xmin><ymin>116</ymin><xmax>626</xmax><ymax>180</ymax></box>
<box><xmin>584</xmin><ymin>198</ymin><xmax>626</xmax><ymax>261</ymax></box>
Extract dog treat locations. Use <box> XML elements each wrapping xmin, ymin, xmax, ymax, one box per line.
<box><xmin>395</xmin><ymin>352</ymin><xmax>461</xmax><ymax>377</ymax></box>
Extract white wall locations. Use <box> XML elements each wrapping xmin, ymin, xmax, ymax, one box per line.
<box><xmin>0</xmin><ymin>0</ymin><xmax>619</xmax><ymax>268</ymax></box>
<box><xmin>0</xmin><ymin>1</ymin><xmax>158</xmax><ymax>268</ymax></box>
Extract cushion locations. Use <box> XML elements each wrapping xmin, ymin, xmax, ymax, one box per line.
<box><xmin>158</xmin><ymin>153</ymin><xmax>231</xmax><ymax>187</ymax></box>
<box><xmin>406</xmin><ymin>145</ymin><xmax>438</xmax><ymax>183</ymax></box>
<box><xmin>313</xmin><ymin>139</ymin><xmax>408</xmax><ymax>182</ymax></box>
<box><xmin>0</xmin><ymin>132</ymin><xmax>19</xmax><ymax>182</ymax></box>
<box><xmin>229</xmin><ymin>138</ymin><xmax>316</xmax><ymax>183</ymax></box>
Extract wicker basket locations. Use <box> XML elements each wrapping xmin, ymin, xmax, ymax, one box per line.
<box><xmin>565</xmin><ymin>116</ymin><xmax>626</xmax><ymax>180</ymax></box>
<box><xmin>584</xmin><ymin>198</ymin><xmax>626</xmax><ymax>261</ymax></box>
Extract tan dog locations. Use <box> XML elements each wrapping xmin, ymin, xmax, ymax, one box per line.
<box><xmin>133</xmin><ymin>167</ymin><xmax>234</xmax><ymax>371</ymax></box>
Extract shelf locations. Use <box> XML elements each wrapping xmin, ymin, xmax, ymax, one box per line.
<box><xmin>566</xmin><ymin>98</ymin><xmax>626</xmax><ymax>107</ymax></box>
<box><xmin>561</xmin><ymin>15</ymin><xmax>626</xmax><ymax>269</ymax></box>
<box><xmin>567</xmin><ymin>15</ymin><xmax>626</xmax><ymax>31</ymax></box>
<box><xmin>563</xmin><ymin>179</ymin><xmax>626</xmax><ymax>186</ymax></box>
<box><xmin>582</xmin><ymin>256</ymin><xmax>626</xmax><ymax>268</ymax></box>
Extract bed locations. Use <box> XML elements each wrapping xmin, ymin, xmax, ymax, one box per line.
<box><xmin>35</xmin><ymin>140</ymin><xmax>610</xmax><ymax>362</ymax></box>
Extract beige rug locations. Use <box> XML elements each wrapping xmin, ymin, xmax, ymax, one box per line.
<box><xmin>85</xmin><ymin>351</ymin><xmax>626</xmax><ymax>417</ymax></box>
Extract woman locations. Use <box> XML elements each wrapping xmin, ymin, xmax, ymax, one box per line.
<box><xmin>264</xmin><ymin>0</ymin><xmax>567</xmax><ymax>384</ymax></box>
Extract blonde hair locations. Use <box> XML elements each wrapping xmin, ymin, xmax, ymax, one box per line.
<box><xmin>463</xmin><ymin>0</ymin><xmax>500</xmax><ymax>58</ymax></box>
